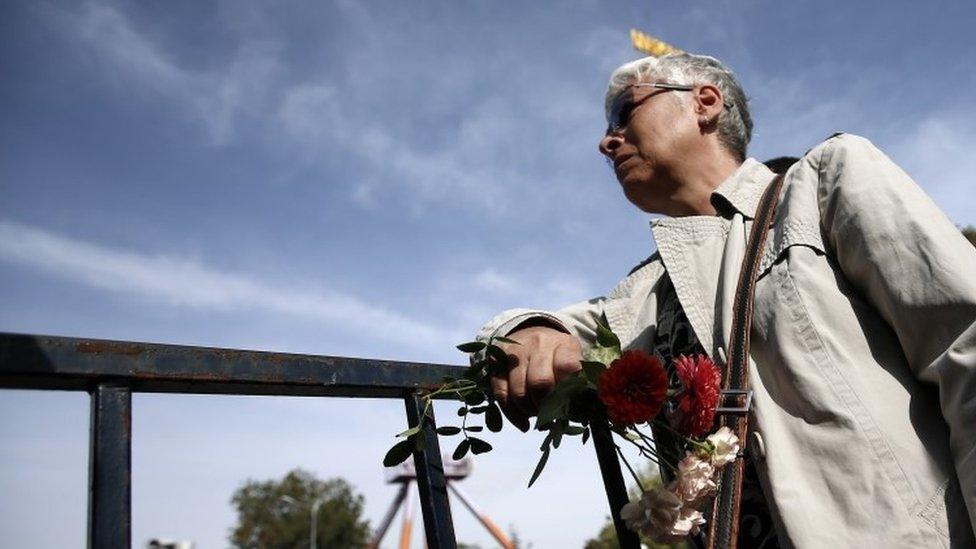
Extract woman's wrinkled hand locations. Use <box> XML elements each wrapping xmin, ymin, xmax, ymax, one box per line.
<box><xmin>490</xmin><ymin>325</ymin><xmax>582</xmax><ymax>431</ymax></box>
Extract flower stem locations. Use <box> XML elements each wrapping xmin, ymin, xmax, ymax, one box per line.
<box><xmin>630</xmin><ymin>427</ymin><xmax>678</xmax><ymax>472</ymax></box>
<box><xmin>650</xmin><ymin>420</ymin><xmax>711</xmax><ymax>451</ymax></box>
<box><xmin>615</xmin><ymin>445</ymin><xmax>646</xmax><ymax>493</ymax></box>
<box><xmin>612</xmin><ymin>430</ymin><xmax>660</xmax><ymax>466</ymax></box>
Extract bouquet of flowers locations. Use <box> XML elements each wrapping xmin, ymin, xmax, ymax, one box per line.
<box><xmin>383</xmin><ymin>318</ymin><xmax>741</xmax><ymax>543</ymax></box>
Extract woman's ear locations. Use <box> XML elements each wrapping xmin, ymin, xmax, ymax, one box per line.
<box><xmin>694</xmin><ymin>84</ymin><xmax>724</xmax><ymax>130</ymax></box>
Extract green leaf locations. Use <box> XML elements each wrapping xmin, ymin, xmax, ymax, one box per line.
<box><xmin>580</xmin><ymin>361</ymin><xmax>607</xmax><ymax>385</ymax></box>
<box><xmin>581</xmin><ymin>427</ymin><xmax>591</xmax><ymax>445</ymax></box>
<box><xmin>492</xmin><ymin>336</ymin><xmax>522</xmax><ymax>345</ymax></box>
<box><xmin>457</xmin><ymin>406</ymin><xmax>468</xmax><ymax>417</ymax></box>
<box><xmin>527</xmin><ymin>447</ymin><xmax>551</xmax><ymax>488</ymax></box>
<box><xmin>584</xmin><ymin>316</ymin><xmax>622</xmax><ymax>365</ymax></box>
<box><xmin>551</xmin><ymin>421</ymin><xmax>565</xmax><ymax>449</ymax></box>
<box><xmin>469</xmin><ymin>405</ymin><xmax>489</xmax><ymax>414</ymax></box>
<box><xmin>396</xmin><ymin>426</ymin><xmax>421</xmax><ymax>438</ymax></box>
<box><xmin>535</xmin><ymin>398</ymin><xmax>564</xmax><ymax>428</ymax></box>
<box><xmin>539</xmin><ymin>431</ymin><xmax>554</xmax><ymax>451</ymax></box>
<box><xmin>452</xmin><ymin>439</ymin><xmax>470</xmax><ymax>460</ymax></box>
<box><xmin>463</xmin><ymin>364</ymin><xmax>486</xmax><ymax>382</ymax></box>
<box><xmin>436</xmin><ymin>426</ymin><xmax>461</xmax><ymax>436</ymax></box>
<box><xmin>595</xmin><ymin>316</ymin><xmax>620</xmax><ymax>348</ymax></box>
<box><xmin>567</xmin><ymin>391</ymin><xmax>603</xmax><ymax>424</ymax></box>
<box><xmin>383</xmin><ymin>440</ymin><xmax>414</xmax><ymax>467</ymax></box>
<box><xmin>469</xmin><ymin>437</ymin><xmax>492</xmax><ymax>454</ymax></box>
<box><xmin>565</xmin><ymin>425</ymin><xmax>587</xmax><ymax>436</ymax></box>
<box><xmin>463</xmin><ymin>391</ymin><xmax>486</xmax><ymax>406</ymax></box>
<box><xmin>441</xmin><ymin>375</ymin><xmax>457</xmax><ymax>384</ymax></box>
<box><xmin>464</xmin><ymin>425</ymin><xmax>483</xmax><ymax>432</ymax></box>
<box><xmin>457</xmin><ymin>341</ymin><xmax>487</xmax><ymax>353</ymax></box>
<box><xmin>535</xmin><ymin>375</ymin><xmax>588</xmax><ymax>426</ymax></box>
<box><xmin>584</xmin><ymin>345</ymin><xmax>621</xmax><ymax>366</ymax></box>
<box><xmin>486</xmin><ymin>345</ymin><xmax>510</xmax><ymax>369</ymax></box>
<box><xmin>485</xmin><ymin>403</ymin><xmax>503</xmax><ymax>432</ymax></box>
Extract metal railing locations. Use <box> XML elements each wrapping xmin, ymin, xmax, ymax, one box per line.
<box><xmin>0</xmin><ymin>332</ymin><xmax>637</xmax><ymax>549</ymax></box>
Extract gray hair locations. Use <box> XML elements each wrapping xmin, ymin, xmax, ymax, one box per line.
<box><xmin>604</xmin><ymin>53</ymin><xmax>752</xmax><ymax>161</ymax></box>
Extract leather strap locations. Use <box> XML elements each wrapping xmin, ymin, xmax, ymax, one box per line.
<box><xmin>706</xmin><ymin>174</ymin><xmax>784</xmax><ymax>549</ymax></box>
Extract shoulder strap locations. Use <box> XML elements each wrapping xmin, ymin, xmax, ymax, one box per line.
<box><xmin>707</xmin><ymin>173</ymin><xmax>785</xmax><ymax>549</ymax></box>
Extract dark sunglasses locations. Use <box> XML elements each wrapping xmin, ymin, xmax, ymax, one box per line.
<box><xmin>606</xmin><ymin>82</ymin><xmax>733</xmax><ymax>135</ymax></box>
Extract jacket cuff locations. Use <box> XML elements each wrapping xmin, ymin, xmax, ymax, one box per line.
<box><xmin>476</xmin><ymin>308</ymin><xmax>570</xmax><ymax>342</ymax></box>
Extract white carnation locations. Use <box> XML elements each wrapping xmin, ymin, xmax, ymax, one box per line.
<box><xmin>706</xmin><ymin>426</ymin><xmax>741</xmax><ymax>467</ymax></box>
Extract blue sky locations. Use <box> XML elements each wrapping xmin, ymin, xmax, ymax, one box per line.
<box><xmin>2</xmin><ymin>1</ymin><xmax>975</xmax><ymax>547</ymax></box>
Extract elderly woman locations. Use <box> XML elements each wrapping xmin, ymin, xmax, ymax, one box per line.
<box><xmin>478</xmin><ymin>53</ymin><xmax>975</xmax><ymax>547</ymax></box>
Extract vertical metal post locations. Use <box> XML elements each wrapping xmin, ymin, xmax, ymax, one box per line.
<box><xmin>88</xmin><ymin>383</ymin><xmax>132</xmax><ymax>549</ymax></box>
<box><xmin>403</xmin><ymin>392</ymin><xmax>456</xmax><ymax>549</ymax></box>
<box><xmin>591</xmin><ymin>421</ymin><xmax>640</xmax><ymax>549</ymax></box>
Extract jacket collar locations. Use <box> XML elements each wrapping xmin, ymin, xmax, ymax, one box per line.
<box><xmin>643</xmin><ymin>158</ymin><xmax>775</xmax><ymax>357</ymax></box>
<box><xmin>709</xmin><ymin>158</ymin><xmax>776</xmax><ymax>220</ymax></box>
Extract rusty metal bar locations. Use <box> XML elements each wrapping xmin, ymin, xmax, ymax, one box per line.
<box><xmin>404</xmin><ymin>393</ymin><xmax>456</xmax><ymax>548</ymax></box>
<box><xmin>0</xmin><ymin>333</ymin><xmax>464</xmax><ymax>397</ymax></box>
<box><xmin>88</xmin><ymin>383</ymin><xmax>131</xmax><ymax>549</ymax></box>
<box><xmin>591</xmin><ymin>420</ymin><xmax>640</xmax><ymax>549</ymax></box>
<box><xmin>0</xmin><ymin>331</ymin><xmax>643</xmax><ymax>549</ymax></box>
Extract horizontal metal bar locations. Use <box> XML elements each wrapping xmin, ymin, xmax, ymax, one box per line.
<box><xmin>0</xmin><ymin>333</ymin><xmax>465</xmax><ymax>398</ymax></box>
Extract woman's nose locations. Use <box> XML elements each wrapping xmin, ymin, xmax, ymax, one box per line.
<box><xmin>599</xmin><ymin>132</ymin><xmax>623</xmax><ymax>157</ymax></box>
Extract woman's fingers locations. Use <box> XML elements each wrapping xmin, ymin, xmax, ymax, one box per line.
<box><xmin>526</xmin><ymin>351</ymin><xmax>556</xmax><ymax>410</ymax></box>
<box><xmin>552</xmin><ymin>339</ymin><xmax>583</xmax><ymax>382</ymax></box>
<box><xmin>489</xmin><ymin>351</ymin><xmax>530</xmax><ymax>432</ymax></box>
<box><xmin>486</xmin><ymin>325</ymin><xmax>582</xmax><ymax>429</ymax></box>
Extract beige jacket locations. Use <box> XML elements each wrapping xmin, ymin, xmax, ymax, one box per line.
<box><xmin>478</xmin><ymin>134</ymin><xmax>976</xmax><ymax>547</ymax></box>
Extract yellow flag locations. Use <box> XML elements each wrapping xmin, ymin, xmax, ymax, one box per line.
<box><xmin>629</xmin><ymin>29</ymin><xmax>683</xmax><ymax>57</ymax></box>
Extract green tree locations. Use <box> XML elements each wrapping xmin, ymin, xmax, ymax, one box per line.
<box><xmin>229</xmin><ymin>468</ymin><xmax>371</xmax><ymax>549</ymax></box>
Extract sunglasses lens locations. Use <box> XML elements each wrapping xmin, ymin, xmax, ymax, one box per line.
<box><xmin>608</xmin><ymin>92</ymin><xmax>633</xmax><ymax>132</ymax></box>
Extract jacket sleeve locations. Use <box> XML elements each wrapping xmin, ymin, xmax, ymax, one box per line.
<box><xmin>475</xmin><ymin>297</ymin><xmax>607</xmax><ymax>351</ymax></box>
<box><xmin>816</xmin><ymin>134</ymin><xmax>976</xmax><ymax>533</ymax></box>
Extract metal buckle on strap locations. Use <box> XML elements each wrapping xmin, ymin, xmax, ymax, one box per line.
<box><xmin>715</xmin><ymin>389</ymin><xmax>753</xmax><ymax>415</ymax></box>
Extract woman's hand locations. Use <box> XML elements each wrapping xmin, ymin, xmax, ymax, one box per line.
<box><xmin>490</xmin><ymin>325</ymin><xmax>582</xmax><ymax>431</ymax></box>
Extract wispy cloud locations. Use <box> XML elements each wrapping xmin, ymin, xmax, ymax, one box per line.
<box><xmin>0</xmin><ymin>219</ymin><xmax>461</xmax><ymax>348</ymax></box>
<box><xmin>65</xmin><ymin>2</ymin><xmax>280</xmax><ymax>144</ymax></box>
<box><xmin>886</xmin><ymin>112</ymin><xmax>976</xmax><ymax>226</ymax></box>
<box><xmin>580</xmin><ymin>25</ymin><xmax>636</xmax><ymax>74</ymax></box>
<box><xmin>432</xmin><ymin>265</ymin><xmax>595</xmax><ymax>333</ymax></box>
<box><xmin>274</xmin><ymin>81</ymin><xmax>531</xmax><ymax>213</ymax></box>
<box><xmin>471</xmin><ymin>267</ymin><xmax>592</xmax><ymax>307</ymax></box>
<box><xmin>52</xmin><ymin>2</ymin><xmax>611</xmax><ymax>217</ymax></box>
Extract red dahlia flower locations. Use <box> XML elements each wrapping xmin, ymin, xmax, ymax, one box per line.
<box><xmin>672</xmin><ymin>354</ymin><xmax>722</xmax><ymax>437</ymax></box>
<box><xmin>598</xmin><ymin>350</ymin><xmax>668</xmax><ymax>425</ymax></box>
